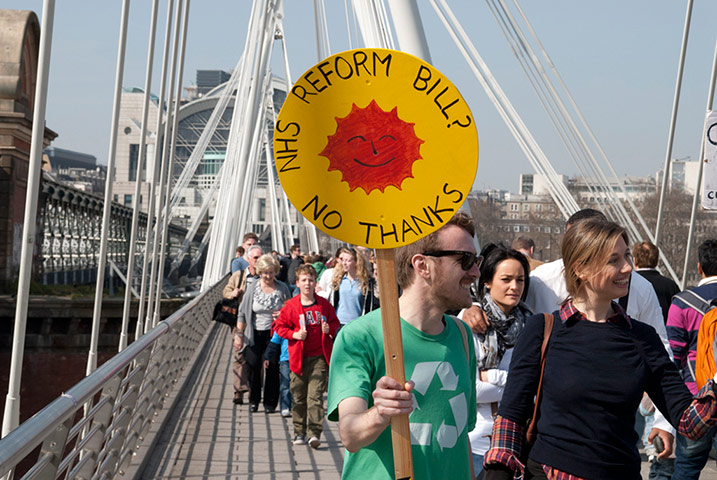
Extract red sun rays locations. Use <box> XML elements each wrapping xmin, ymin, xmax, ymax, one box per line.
<box><xmin>319</xmin><ymin>100</ymin><xmax>424</xmax><ymax>194</ymax></box>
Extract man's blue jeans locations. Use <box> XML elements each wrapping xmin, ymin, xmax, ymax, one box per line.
<box><xmin>672</xmin><ymin>425</ymin><xmax>717</xmax><ymax>480</ymax></box>
<box><xmin>641</xmin><ymin>411</ymin><xmax>674</xmax><ymax>480</ymax></box>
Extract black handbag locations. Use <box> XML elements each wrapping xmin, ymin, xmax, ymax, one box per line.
<box><xmin>212</xmin><ymin>298</ymin><xmax>238</xmax><ymax>328</ymax></box>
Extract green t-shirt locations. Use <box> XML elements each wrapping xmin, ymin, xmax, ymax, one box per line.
<box><xmin>328</xmin><ymin>309</ymin><xmax>477</xmax><ymax>480</ymax></box>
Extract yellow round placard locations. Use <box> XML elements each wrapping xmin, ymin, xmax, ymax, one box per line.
<box><xmin>274</xmin><ymin>48</ymin><xmax>478</xmax><ymax>248</ymax></box>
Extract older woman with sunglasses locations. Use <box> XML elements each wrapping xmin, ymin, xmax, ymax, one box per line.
<box><xmin>483</xmin><ymin>219</ymin><xmax>717</xmax><ymax>479</ymax></box>
<box><xmin>459</xmin><ymin>244</ymin><xmax>531</xmax><ymax>478</ymax></box>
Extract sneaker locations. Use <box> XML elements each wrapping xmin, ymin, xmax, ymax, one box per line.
<box><xmin>308</xmin><ymin>436</ymin><xmax>320</xmax><ymax>449</ymax></box>
<box><xmin>249</xmin><ymin>404</ymin><xmax>258</xmax><ymax>413</ymax></box>
<box><xmin>292</xmin><ymin>435</ymin><xmax>306</xmax><ymax>445</ymax></box>
<box><xmin>281</xmin><ymin>408</ymin><xmax>291</xmax><ymax>417</ymax></box>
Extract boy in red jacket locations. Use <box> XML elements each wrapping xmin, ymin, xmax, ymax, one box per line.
<box><xmin>274</xmin><ymin>264</ymin><xmax>340</xmax><ymax>448</ymax></box>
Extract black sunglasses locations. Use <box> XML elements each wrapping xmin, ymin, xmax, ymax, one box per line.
<box><xmin>422</xmin><ymin>250</ymin><xmax>483</xmax><ymax>271</ymax></box>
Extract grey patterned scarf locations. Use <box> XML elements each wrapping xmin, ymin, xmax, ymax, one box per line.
<box><xmin>476</xmin><ymin>291</ymin><xmax>530</xmax><ymax>370</ymax></box>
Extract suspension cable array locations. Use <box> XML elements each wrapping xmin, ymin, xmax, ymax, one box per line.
<box><xmin>119</xmin><ymin>0</ymin><xmax>160</xmax><ymax>352</ymax></box>
<box><xmin>135</xmin><ymin>0</ymin><xmax>177</xmax><ymax>340</ymax></box>
<box><xmin>429</xmin><ymin>0</ymin><xmax>688</xmax><ymax>282</ymax></box>
<box><xmin>201</xmin><ymin>0</ymin><xmax>283</xmax><ymax>288</ymax></box>
<box><xmin>487</xmin><ymin>0</ymin><xmax>681</xmax><ymax>281</ymax></box>
<box><xmin>430</xmin><ymin>0</ymin><xmax>578</xmax><ymax>220</ymax></box>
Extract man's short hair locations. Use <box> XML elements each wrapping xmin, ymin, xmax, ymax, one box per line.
<box><xmin>247</xmin><ymin>245</ymin><xmax>263</xmax><ymax>258</ymax></box>
<box><xmin>394</xmin><ymin>212</ymin><xmax>475</xmax><ymax>289</ymax></box>
<box><xmin>698</xmin><ymin>239</ymin><xmax>717</xmax><ymax>276</ymax></box>
<box><xmin>511</xmin><ymin>236</ymin><xmax>535</xmax><ymax>252</ymax></box>
<box><xmin>290</xmin><ymin>244</ymin><xmax>301</xmax><ymax>253</ymax></box>
<box><xmin>242</xmin><ymin>232</ymin><xmax>259</xmax><ymax>243</ymax></box>
<box><xmin>296</xmin><ymin>264</ymin><xmax>317</xmax><ymax>279</ymax></box>
<box><xmin>566</xmin><ymin>208</ymin><xmax>607</xmax><ymax>228</ymax></box>
<box><xmin>235</xmin><ymin>246</ymin><xmax>244</xmax><ymax>256</ymax></box>
<box><xmin>632</xmin><ymin>241</ymin><xmax>659</xmax><ymax>269</ymax></box>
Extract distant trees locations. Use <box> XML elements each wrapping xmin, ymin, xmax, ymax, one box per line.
<box><xmin>467</xmin><ymin>196</ymin><xmax>505</xmax><ymax>248</ymax></box>
<box><xmin>633</xmin><ymin>189</ymin><xmax>717</xmax><ymax>286</ymax></box>
<box><xmin>464</xmin><ymin>179</ymin><xmax>717</xmax><ymax>288</ymax></box>
<box><xmin>467</xmin><ymin>195</ymin><xmax>564</xmax><ymax>262</ymax></box>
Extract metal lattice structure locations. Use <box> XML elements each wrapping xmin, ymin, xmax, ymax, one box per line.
<box><xmin>37</xmin><ymin>173</ymin><xmax>194</xmax><ymax>286</ymax></box>
<box><xmin>0</xmin><ymin>274</ymin><xmax>227</xmax><ymax>480</ymax></box>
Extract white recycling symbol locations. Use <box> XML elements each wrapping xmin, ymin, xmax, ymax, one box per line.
<box><xmin>408</xmin><ymin>361</ymin><xmax>467</xmax><ymax>451</ymax></box>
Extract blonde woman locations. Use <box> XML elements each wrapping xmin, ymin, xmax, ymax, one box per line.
<box><xmin>484</xmin><ymin>219</ymin><xmax>717</xmax><ymax>479</ymax></box>
<box><xmin>237</xmin><ymin>253</ymin><xmax>291</xmax><ymax>413</ymax></box>
<box><xmin>327</xmin><ymin>247</ymin><xmax>378</xmax><ymax>326</ymax></box>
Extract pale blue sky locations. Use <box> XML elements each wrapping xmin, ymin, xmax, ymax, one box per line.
<box><xmin>5</xmin><ymin>0</ymin><xmax>717</xmax><ymax>192</ymax></box>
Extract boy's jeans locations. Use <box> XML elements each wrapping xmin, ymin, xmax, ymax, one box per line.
<box><xmin>290</xmin><ymin>355</ymin><xmax>328</xmax><ymax>438</ymax></box>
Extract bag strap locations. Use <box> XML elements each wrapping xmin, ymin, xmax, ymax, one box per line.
<box><xmin>452</xmin><ymin>316</ymin><xmax>470</xmax><ymax>362</ymax></box>
<box><xmin>238</xmin><ymin>269</ymin><xmax>247</xmax><ymax>294</ymax></box>
<box><xmin>618</xmin><ymin>274</ymin><xmax>632</xmax><ymax>310</ymax></box>
<box><xmin>673</xmin><ymin>290</ymin><xmax>717</xmax><ymax>383</ymax></box>
<box><xmin>451</xmin><ymin>316</ymin><xmax>475</xmax><ymax>480</ymax></box>
<box><xmin>526</xmin><ymin>313</ymin><xmax>554</xmax><ymax>444</ymax></box>
<box><xmin>674</xmin><ymin>289</ymin><xmax>713</xmax><ymax>316</ymax></box>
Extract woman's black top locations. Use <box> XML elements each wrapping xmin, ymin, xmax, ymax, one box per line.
<box><xmin>498</xmin><ymin>311</ymin><xmax>693</xmax><ymax>479</ymax></box>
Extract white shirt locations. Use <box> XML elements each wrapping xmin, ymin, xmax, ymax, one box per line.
<box><xmin>316</xmin><ymin>267</ymin><xmax>334</xmax><ymax>299</ymax></box>
<box><xmin>698</xmin><ymin>275</ymin><xmax>717</xmax><ymax>287</ymax></box>
<box><xmin>525</xmin><ymin>259</ymin><xmax>667</xmax><ymax>349</ymax></box>
<box><xmin>458</xmin><ymin>307</ymin><xmax>513</xmax><ymax>455</ymax></box>
<box><xmin>469</xmin><ymin>346</ymin><xmax>512</xmax><ymax>455</ymax></box>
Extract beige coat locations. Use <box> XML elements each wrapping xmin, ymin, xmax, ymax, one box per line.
<box><xmin>222</xmin><ymin>269</ymin><xmax>247</xmax><ymax>300</ymax></box>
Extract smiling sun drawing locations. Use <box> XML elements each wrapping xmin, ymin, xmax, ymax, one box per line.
<box><xmin>319</xmin><ymin>100</ymin><xmax>424</xmax><ymax>194</ymax></box>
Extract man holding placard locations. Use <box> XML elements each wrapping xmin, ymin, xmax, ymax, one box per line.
<box><xmin>328</xmin><ymin>212</ymin><xmax>479</xmax><ymax>479</ymax></box>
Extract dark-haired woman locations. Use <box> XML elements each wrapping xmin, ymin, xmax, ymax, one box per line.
<box><xmin>464</xmin><ymin>244</ymin><xmax>532</xmax><ymax>477</ymax></box>
<box><xmin>483</xmin><ymin>219</ymin><xmax>717</xmax><ymax>479</ymax></box>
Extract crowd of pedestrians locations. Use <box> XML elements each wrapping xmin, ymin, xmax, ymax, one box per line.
<box><xmin>221</xmin><ymin>238</ymin><xmax>380</xmax><ymax>449</ymax></box>
<box><xmin>219</xmin><ymin>212</ymin><xmax>717</xmax><ymax>479</ymax></box>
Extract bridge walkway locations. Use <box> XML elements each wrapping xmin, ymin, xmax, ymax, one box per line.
<box><xmin>128</xmin><ymin>322</ymin><xmax>717</xmax><ymax>480</ymax></box>
<box><xmin>138</xmin><ymin>323</ymin><xmax>344</xmax><ymax>479</ymax></box>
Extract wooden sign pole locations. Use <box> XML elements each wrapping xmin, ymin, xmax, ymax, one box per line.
<box><xmin>275</xmin><ymin>48</ymin><xmax>477</xmax><ymax>480</ymax></box>
<box><xmin>375</xmin><ymin>248</ymin><xmax>413</xmax><ymax>480</ymax></box>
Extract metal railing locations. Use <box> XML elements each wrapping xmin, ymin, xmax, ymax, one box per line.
<box><xmin>0</xmin><ymin>274</ymin><xmax>228</xmax><ymax>480</ymax></box>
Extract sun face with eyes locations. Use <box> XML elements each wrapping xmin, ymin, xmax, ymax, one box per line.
<box><xmin>319</xmin><ymin>100</ymin><xmax>424</xmax><ymax>194</ymax></box>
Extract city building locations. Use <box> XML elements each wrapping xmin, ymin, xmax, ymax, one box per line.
<box><xmin>519</xmin><ymin>173</ymin><xmax>568</xmax><ymax>196</ymax></box>
<box><xmin>112</xmin><ymin>86</ymin><xmax>161</xmax><ymax>210</ymax></box>
<box><xmin>195</xmin><ymin>69</ymin><xmax>231</xmax><ymax>98</ymax></box>
<box><xmin>467</xmin><ymin>189</ymin><xmax>563</xmax><ymax>262</ymax></box>
<box><xmin>42</xmin><ymin>146</ymin><xmax>106</xmax><ymax>194</ymax></box>
<box><xmin>503</xmin><ymin>192</ymin><xmax>558</xmax><ymax>221</ymax></box>
<box><xmin>112</xmin><ymin>70</ymin><xmax>302</xmax><ymax>250</ymax></box>
<box><xmin>519</xmin><ymin>172</ymin><xmax>656</xmax><ymax>204</ymax></box>
<box><xmin>656</xmin><ymin>156</ymin><xmax>701</xmax><ymax>195</ymax></box>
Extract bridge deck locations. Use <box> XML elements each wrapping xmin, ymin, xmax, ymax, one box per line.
<box><xmin>136</xmin><ymin>322</ymin><xmax>717</xmax><ymax>480</ymax></box>
<box><xmin>139</xmin><ymin>323</ymin><xmax>344</xmax><ymax>479</ymax></box>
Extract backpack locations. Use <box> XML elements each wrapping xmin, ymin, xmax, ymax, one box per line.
<box><xmin>675</xmin><ymin>289</ymin><xmax>717</xmax><ymax>389</ymax></box>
